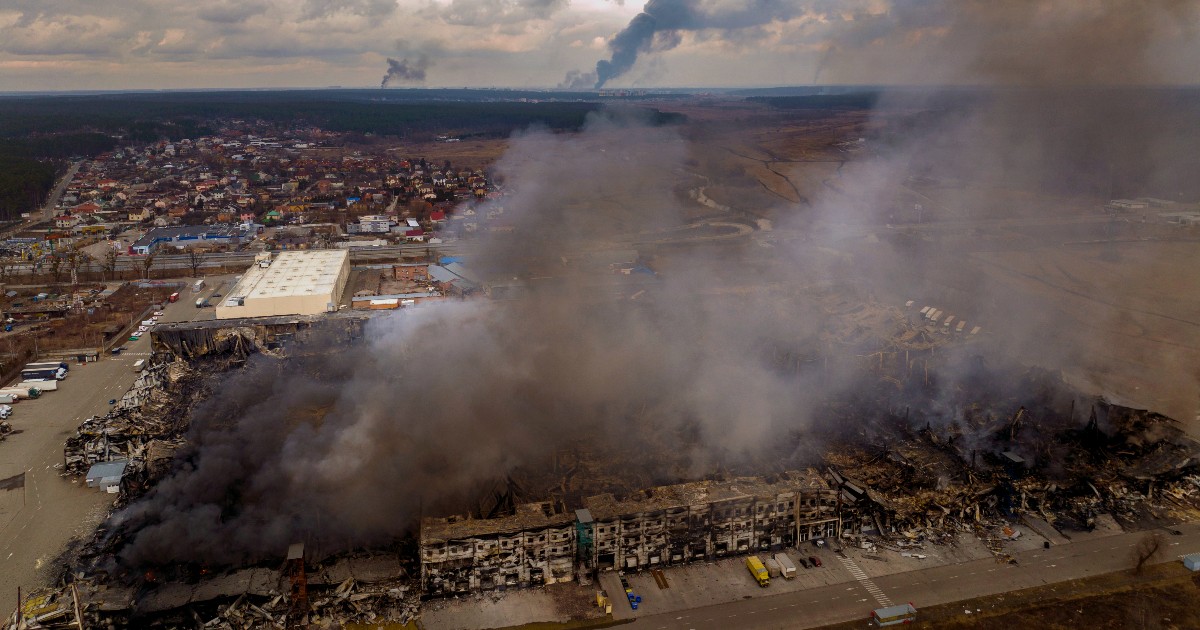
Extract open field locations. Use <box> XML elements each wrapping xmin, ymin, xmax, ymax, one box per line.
<box><xmin>817</xmin><ymin>561</ymin><xmax>1200</xmax><ymax>629</ymax></box>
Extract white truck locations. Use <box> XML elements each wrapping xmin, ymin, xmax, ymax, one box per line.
<box><xmin>132</xmin><ymin>359</ymin><xmax>146</xmax><ymax>372</ymax></box>
<box><xmin>18</xmin><ymin>380</ymin><xmax>55</xmax><ymax>392</ymax></box>
<box><xmin>774</xmin><ymin>552</ymin><xmax>797</xmax><ymax>579</ymax></box>
<box><xmin>0</xmin><ymin>386</ymin><xmax>38</xmax><ymax>399</ymax></box>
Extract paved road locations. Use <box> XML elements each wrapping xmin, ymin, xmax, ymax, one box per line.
<box><xmin>5</xmin><ymin>242</ymin><xmax>467</xmax><ymax>276</ymax></box>
<box><xmin>631</xmin><ymin>523</ymin><xmax>1200</xmax><ymax>630</ymax></box>
<box><xmin>0</xmin><ymin>293</ymin><xmax>200</xmax><ymax>615</ymax></box>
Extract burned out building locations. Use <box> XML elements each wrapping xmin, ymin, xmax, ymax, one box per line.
<box><xmin>581</xmin><ymin>469</ymin><xmax>840</xmax><ymax>572</ymax></box>
<box><xmin>420</xmin><ymin>501</ymin><xmax>578</xmax><ymax>595</ymax></box>
<box><xmin>418</xmin><ymin>470</ymin><xmax>842</xmax><ymax>595</ymax></box>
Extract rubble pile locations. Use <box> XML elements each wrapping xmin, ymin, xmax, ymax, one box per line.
<box><xmin>3</xmin><ymin>555</ymin><xmax>421</xmax><ymax>630</ymax></box>
<box><xmin>149</xmin><ymin>580</ymin><xmax>419</xmax><ymax>630</ymax></box>
<box><xmin>825</xmin><ymin>394</ymin><xmax>1200</xmax><ymax>562</ymax></box>
<box><xmin>63</xmin><ymin>363</ymin><xmax>178</xmax><ymax>475</ymax></box>
<box><xmin>62</xmin><ymin>356</ymin><xmax>234</xmax><ymax>509</ymax></box>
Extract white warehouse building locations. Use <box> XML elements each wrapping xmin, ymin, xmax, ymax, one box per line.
<box><xmin>215</xmin><ymin>250</ymin><xmax>350</xmax><ymax>320</ymax></box>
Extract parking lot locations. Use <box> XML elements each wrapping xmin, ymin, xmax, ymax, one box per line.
<box><xmin>0</xmin><ymin>275</ymin><xmax>227</xmax><ymax>615</ymax></box>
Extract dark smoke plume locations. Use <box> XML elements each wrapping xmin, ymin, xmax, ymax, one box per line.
<box><xmin>113</xmin><ymin>2</ymin><xmax>1200</xmax><ymax>569</ymax></box>
<box><xmin>558</xmin><ymin>69</ymin><xmax>598</xmax><ymax>90</ymax></box>
<box><xmin>594</xmin><ymin>0</ymin><xmax>817</xmax><ymax>87</ymax></box>
<box><xmin>380</xmin><ymin>55</ymin><xmax>430</xmax><ymax>87</ymax></box>
<box><xmin>114</xmin><ymin>111</ymin><xmax>845</xmax><ymax>567</ymax></box>
<box><xmin>594</xmin><ymin>1</ymin><xmax>1198</xmax><ymax>88</ymax></box>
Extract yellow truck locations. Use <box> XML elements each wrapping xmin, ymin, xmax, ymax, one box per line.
<box><xmin>746</xmin><ymin>555</ymin><xmax>770</xmax><ymax>587</ymax></box>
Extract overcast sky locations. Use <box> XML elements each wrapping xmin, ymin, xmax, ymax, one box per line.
<box><xmin>1</xmin><ymin>0</ymin><xmax>1197</xmax><ymax>91</ymax></box>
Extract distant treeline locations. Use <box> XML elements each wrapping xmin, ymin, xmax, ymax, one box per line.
<box><xmin>0</xmin><ymin>91</ymin><xmax>687</xmax><ymax>141</ymax></box>
<box><xmin>0</xmin><ymin>90</ymin><xmax>685</xmax><ymax>219</ymax></box>
<box><xmin>0</xmin><ymin>155</ymin><xmax>55</xmax><ymax>219</ymax></box>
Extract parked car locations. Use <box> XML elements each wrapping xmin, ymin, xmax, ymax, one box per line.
<box><xmin>797</xmin><ymin>557</ymin><xmax>809</xmax><ymax>569</ymax></box>
<box><xmin>128</xmin><ymin>335</ymin><xmax>140</xmax><ymax>341</ymax></box>
<box><xmin>808</xmin><ymin>556</ymin><xmax>822</xmax><ymax>568</ymax></box>
<box><xmin>153</xmin><ymin>311</ymin><xmax>165</xmax><ymax>317</ymax></box>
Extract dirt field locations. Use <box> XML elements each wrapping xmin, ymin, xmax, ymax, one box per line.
<box><xmin>818</xmin><ymin>562</ymin><xmax>1200</xmax><ymax>630</ymax></box>
<box><xmin>970</xmin><ymin>241</ymin><xmax>1200</xmax><ymax>426</ymax></box>
<box><xmin>645</xmin><ymin>98</ymin><xmax>1200</xmax><ymax>434</ymax></box>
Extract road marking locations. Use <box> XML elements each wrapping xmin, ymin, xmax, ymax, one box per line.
<box><xmin>836</xmin><ymin>555</ymin><xmax>892</xmax><ymax>607</ymax></box>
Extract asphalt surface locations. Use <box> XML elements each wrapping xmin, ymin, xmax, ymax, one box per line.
<box><xmin>0</xmin><ymin>290</ymin><xmax>204</xmax><ymax>615</ymax></box>
<box><xmin>629</xmin><ymin>523</ymin><xmax>1200</xmax><ymax>630</ymax></box>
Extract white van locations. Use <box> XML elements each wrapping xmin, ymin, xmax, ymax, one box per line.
<box><xmin>132</xmin><ymin>359</ymin><xmax>146</xmax><ymax>372</ymax></box>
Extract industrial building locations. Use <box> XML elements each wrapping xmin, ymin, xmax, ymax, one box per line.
<box><xmin>419</xmin><ymin>470</ymin><xmax>843</xmax><ymax>595</ymax></box>
<box><xmin>215</xmin><ymin>250</ymin><xmax>350</xmax><ymax>320</ymax></box>
<box><xmin>130</xmin><ymin>224</ymin><xmax>257</xmax><ymax>255</ymax></box>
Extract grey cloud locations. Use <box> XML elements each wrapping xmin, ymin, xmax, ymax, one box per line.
<box><xmin>197</xmin><ymin>1</ymin><xmax>270</xmax><ymax>24</ymax></box>
<box><xmin>301</xmin><ymin>0</ymin><xmax>397</xmax><ymax>20</ymax></box>
<box><xmin>439</xmin><ymin>0</ymin><xmax>569</xmax><ymax>26</ymax></box>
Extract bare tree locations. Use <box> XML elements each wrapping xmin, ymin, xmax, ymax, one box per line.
<box><xmin>141</xmin><ymin>252</ymin><xmax>156</xmax><ymax>280</ymax></box>
<box><xmin>102</xmin><ymin>249</ymin><xmax>118</xmax><ymax>281</ymax></box>
<box><xmin>187</xmin><ymin>249</ymin><xmax>204</xmax><ymax>277</ymax></box>
<box><xmin>64</xmin><ymin>249</ymin><xmax>81</xmax><ymax>287</ymax></box>
<box><xmin>1131</xmin><ymin>532</ymin><xmax>1163</xmax><ymax>575</ymax></box>
<box><xmin>48</xmin><ymin>255</ymin><xmax>63</xmax><ymax>283</ymax></box>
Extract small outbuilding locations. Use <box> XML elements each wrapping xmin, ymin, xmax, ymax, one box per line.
<box><xmin>872</xmin><ymin>603</ymin><xmax>917</xmax><ymax>626</ymax></box>
<box><xmin>85</xmin><ymin>460</ymin><xmax>128</xmax><ymax>493</ymax></box>
<box><xmin>1183</xmin><ymin>553</ymin><xmax>1200</xmax><ymax>571</ymax></box>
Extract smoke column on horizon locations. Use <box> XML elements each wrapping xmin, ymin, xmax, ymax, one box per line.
<box><xmin>381</xmin><ymin>55</ymin><xmax>431</xmax><ymax>87</ymax></box>
<box><xmin>592</xmin><ymin>1</ymin><xmax>1199</xmax><ymax>88</ymax></box>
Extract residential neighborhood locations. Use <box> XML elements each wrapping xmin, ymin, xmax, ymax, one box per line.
<box><xmin>2</xmin><ymin>123</ymin><xmax>499</xmax><ymax>264</ymax></box>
